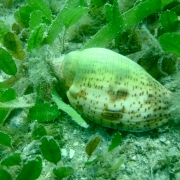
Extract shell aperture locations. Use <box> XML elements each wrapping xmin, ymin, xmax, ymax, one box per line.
<box><xmin>53</xmin><ymin>48</ymin><xmax>172</xmax><ymax>131</ymax></box>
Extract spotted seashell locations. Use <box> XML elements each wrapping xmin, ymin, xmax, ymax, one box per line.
<box><xmin>52</xmin><ymin>48</ymin><xmax>172</xmax><ymax>131</ymax></box>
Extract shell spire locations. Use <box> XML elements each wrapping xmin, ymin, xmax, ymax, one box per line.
<box><xmin>51</xmin><ymin>48</ymin><xmax>172</xmax><ymax>132</ymax></box>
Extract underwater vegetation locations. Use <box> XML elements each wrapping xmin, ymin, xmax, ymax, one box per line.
<box><xmin>1</xmin><ymin>0</ymin><xmax>180</xmax><ymax>179</ymax></box>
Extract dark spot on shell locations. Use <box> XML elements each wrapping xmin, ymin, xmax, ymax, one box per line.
<box><xmin>102</xmin><ymin>104</ymin><xmax>123</xmax><ymax>121</ymax></box>
<box><xmin>148</xmin><ymin>94</ymin><xmax>153</xmax><ymax>98</ymax></box>
<box><xmin>121</xmin><ymin>106</ymin><xmax>126</xmax><ymax>113</ymax></box>
<box><xmin>109</xmin><ymin>88</ymin><xmax>129</xmax><ymax>103</ymax></box>
<box><xmin>77</xmin><ymin>89</ymin><xmax>87</xmax><ymax>100</ymax></box>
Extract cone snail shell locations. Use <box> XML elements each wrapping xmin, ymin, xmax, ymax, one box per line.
<box><xmin>52</xmin><ymin>48</ymin><xmax>172</xmax><ymax>132</ymax></box>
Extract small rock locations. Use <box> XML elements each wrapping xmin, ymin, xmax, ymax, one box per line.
<box><xmin>69</xmin><ymin>149</ymin><xmax>75</xmax><ymax>158</ymax></box>
<box><xmin>73</xmin><ymin>142</ymin><xmax>79</xmax><ymax>146</ymax></box>
<box><xmin>160</xmin><ymin>137</ymin><xmax>166</xmax><ymax>143</ymax></box>
<box><xmin>61</xmin><ymin>148</ymin><xmax>67</xmax><ymax>157</ymax></box>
